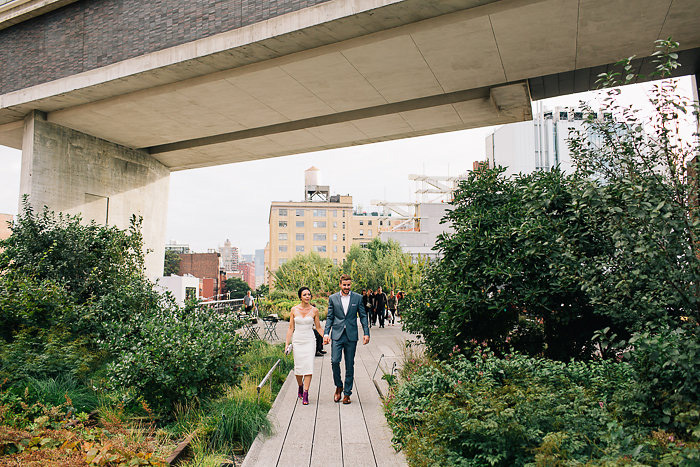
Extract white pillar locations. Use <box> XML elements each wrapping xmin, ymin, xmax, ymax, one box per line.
<box><xmin>20</xmin><ymin>111</ymin><xmax>170</xmax><ymax>279</ymax></box>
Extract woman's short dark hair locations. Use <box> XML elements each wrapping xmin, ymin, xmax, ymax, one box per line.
<box><xmin>298</xmin><ymin>286</ymin><xmax>311</xmax><ymax>299</ymax></box>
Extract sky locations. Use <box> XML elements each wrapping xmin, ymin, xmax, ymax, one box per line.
<box><xmin>1</xmin><ymin>77</ymin><xmax>696</xmax><ymax>256</ymax></box>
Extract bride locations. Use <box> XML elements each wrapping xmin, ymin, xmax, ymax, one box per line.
<box><xmin>284</xmin><ymin>286</ymin><xmax>323</xmax><ymax>405</ymax></box>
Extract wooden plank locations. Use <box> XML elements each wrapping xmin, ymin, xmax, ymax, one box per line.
<box><xmin>310</xmin><ymin>353</ymin><xmax>342</xmax><ymax>467</ymax></box>
<box><xmin>354</xmin><ymin>348</ymin><xmax>407</xmax><ymax>467</ymax></box>
<box><xmin>277</xmin><ymin>356</ymin><xmax>324</xmax><ymax>466</ymax></box>
<box><xmin>340</xmin><ymin>360</ymin><xmax>375</xmax><ymax>466</ymax></box>
<box><xmin>241</xmin><ymin>369</ymin><xmax>298</xmax><ymax>467</ymax></box>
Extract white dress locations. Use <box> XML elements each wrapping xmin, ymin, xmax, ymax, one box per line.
<box><xmin>292</xmin><ymin>313</ymin><xmax>316</xmax><ymax>376</ymax></box>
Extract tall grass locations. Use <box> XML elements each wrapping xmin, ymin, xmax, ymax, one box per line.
<box><xmin>176</xmin><ymin>341</ymin><xmax>293</xmax><ymax>465</ymax></box>
<box><xmin>26</xmin><ymin>374</ymin><xmax>98</xmax><ymax>412</ymax></box>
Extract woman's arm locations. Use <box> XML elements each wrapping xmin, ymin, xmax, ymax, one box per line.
<box><xmin>285</xmin><ymin>307</ymin><xmax>296</xmax><ymax>349</ymax></box>
<box><xmin>313</xmin><ymin>307</ymin><xmax>322</xmax><ymax>334</ymax></box>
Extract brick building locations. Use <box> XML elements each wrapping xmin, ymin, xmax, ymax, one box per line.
<box><xmin>239</xmin><ymin>261</ymin><xmax>255</xmax><ymax>290</ymax></box>
<box><xmin>178</xmin><ymin>252</ymin><xmax>221</xmax><ymax>300</ymax></box>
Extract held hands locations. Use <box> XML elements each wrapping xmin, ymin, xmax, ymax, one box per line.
<box><xmin>323</xmin><ymin>335</ymin><xmax>330</xmax><ymax>345</ymax></box>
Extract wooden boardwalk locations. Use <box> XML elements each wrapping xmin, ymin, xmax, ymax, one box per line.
<box><xmin>242</xmin><ymin>324</ymin><xmax>409</xmax><ymax>467</ymax></box>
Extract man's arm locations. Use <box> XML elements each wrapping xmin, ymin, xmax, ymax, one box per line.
<box><xmin>358</xmin><ymin>294</ymin><xmax>370</xmax><ymax>344</ymax></box>
<box><xmin>323</xmin><ymin>295</ymin><xmax>335</xmax><ymax>344</ymax></box>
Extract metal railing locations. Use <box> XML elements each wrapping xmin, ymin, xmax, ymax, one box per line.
<box><xmin>198</xmin><ymin>298</ymin><xmax>246</xmax><ymax>313</ymax></box>
<box><xmin>257</xmin><ymin>358</ymin><xmax>281</xmax><ymax>402</ymax></box>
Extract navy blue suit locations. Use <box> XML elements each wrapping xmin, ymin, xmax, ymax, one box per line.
<box><xmin>324</xmin><ymin>291</ymin><xmax>370</xmax><ymax>396</ymax></box>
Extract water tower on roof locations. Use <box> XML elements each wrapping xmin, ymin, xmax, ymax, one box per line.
<box><xmin>304</xmin><ymin>166</ymin><xmax>330</xmax><ymax>201</ymax></box>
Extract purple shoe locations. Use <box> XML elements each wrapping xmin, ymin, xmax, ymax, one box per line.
<box><xmin>302</xmin><ymin>390</ymin><xmax>309</xmax><ymax>405</ymax></box>
<box><xmin>298</xmin><ymin>385</ymin><xmax>303</xmax><ymax>399</ymax></box>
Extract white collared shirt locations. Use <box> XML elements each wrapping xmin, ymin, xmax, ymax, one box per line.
<box><xmin>340</xmin><ymin>292</ymin><xmax>350</xmax><ymax>315</ymax></box>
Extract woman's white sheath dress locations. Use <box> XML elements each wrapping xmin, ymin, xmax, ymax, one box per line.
<box><xmin>292</xmin><ymin>314</ymin><xmax>315</xmax><ymax>376</ymax></box>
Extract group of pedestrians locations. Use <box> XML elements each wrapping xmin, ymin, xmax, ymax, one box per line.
<box><xmin>361</xmin><ymin>287</ymin><xmax>402</xmax><ymax>328</ymax></box>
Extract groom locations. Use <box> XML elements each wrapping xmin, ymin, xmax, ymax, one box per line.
<box><xmin>323</xmin><ymin>274</ymin><xmax>370</xmax><ymax>404</ymax></box>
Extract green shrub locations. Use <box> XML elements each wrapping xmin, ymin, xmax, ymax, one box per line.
<box><xmin>104</xmin><ymin>306</ymin><xmax>245</xmax><ymax>414</ymax></box>
<box><xmin>621</xmin><ymin>325</ymin><xmax>700</xmax><ymax>440</ymax></box>
<box><xmin>385</xmin><ymin>344</ymin><xmax>699</xmax><ymax>465</ymax></box>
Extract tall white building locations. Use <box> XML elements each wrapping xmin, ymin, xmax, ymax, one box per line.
<box><xmin>219</xmin><ymin>239</ymin><xmax>239</xmax><ymax>272</ymax></box>
<box><xmin>486</xmin><ymin>106</ymin><xmax>603</xmax><ymax>177</ymax></box>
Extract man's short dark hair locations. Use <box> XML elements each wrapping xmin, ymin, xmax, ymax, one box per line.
<box><xmin>339</xmin><ymin>274</ymin><xmax>352</xmax><ymax>283</ymax></box>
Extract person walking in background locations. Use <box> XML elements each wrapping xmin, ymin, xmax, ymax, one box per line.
<box><xmin>367</xmin><ymin>288</ymin><xmax>376</xmax><ymax>327</ymax></box>
<box><xmin>374</xmin><ymin>286</ymin><xmax>388</xmax><ymax>328</ymax></box>
<box><xmin>323</xmin><ymin>274</ymin><xmax>370</xmax><ymax>404</ymax></box>
<box><xmin>362</xmin><ymin>289</ymin><xmax>372</xmax><ymax>328</ymax></box>
<box><xmin>396</xmin><ymin>290</ymin><xmax>404</xmax><ymax>321</ymax></box>
<box><xmin>284</xmin><ymin>287</ymin><xmax>323</xmax><ymax>405</ymax></box>
<box><xmin>244</xmin><ymin>290</ymin><xmax>255</xmax><ymax>314</ymax></box>
<box><xmin>387</xmin><ymin>290</ymin><xmax>397</xmax><ymax>326</ymax></box>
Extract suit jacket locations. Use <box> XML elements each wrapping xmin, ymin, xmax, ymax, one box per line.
<box><xmin>324</xmin><ymin>291</ymin><xmax>370</xmax><ymax>341</ymax></box>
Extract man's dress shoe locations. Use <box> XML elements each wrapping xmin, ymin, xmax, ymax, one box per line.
<box><xmin>334</xmin><ymin>386</ymin><xmax>343</xmax><ymax>403</ymax></box>
<box><xmin>342</xmin><ymin>395</ymin><xmax>351</xmax><ymax>405</ymax></box>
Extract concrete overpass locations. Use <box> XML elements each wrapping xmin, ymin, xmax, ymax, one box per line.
<box><xmin>1</xmin><ymin>0</ymin><xmax>699</xmax><ymax>276</ymax></box>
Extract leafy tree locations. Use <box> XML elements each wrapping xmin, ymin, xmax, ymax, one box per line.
<box><xmin>254</xmin><ymin>283</ymin><xmax>269</xmax><ymax>297</ymax></box>
<box><xmin>343</xmin><ymin>238</ymin><xmax>425</xmax><ymax>293</ymax></box>
<box><xmin>0</xmin><ymin>202</ymin><xmax>160</xmax><ymax>381</ymax></box>
<box><xmin>567</xmin><ymin>39</ymin><xmax>700</xmax><ymax>331</ymax></box>
<box><xmin>224</xmin><ymin>277</ymin><xmax>250</xmax><ymax>299</ymax></box>
<box><xmin>273</xmin><ymin>253</ymin><xmax>341</xmax><ymax>296</ymax></box>
<box><xmin>163</xmin><ymin>249</ymin><xmax>181</xmax><ymax>276</ymax></box>
<box><xmin>403</xmin><ymin>40</ymin><xmax>700</xmax><ymax>359</ymax></box>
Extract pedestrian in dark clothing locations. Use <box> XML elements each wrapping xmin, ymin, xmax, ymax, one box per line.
<box><xmin>362</xmin><ymin>290</ymin><xmax>372</xmax><ymax>328</ymax></box>
<box><xmin>374</xmin><ymin>287</ymin><xmax>388</xmax><ymax>328</ymax></box>
<box><xmin>313</xmin><ymin>328</ymin><xmax>326</xmax><ymax>356</ymax></box>
<box><xmin>387</xmin><ymin>290</ymin><xmax>397</xmax><ymax>326</ymax></box>
<box><xmin>367</xmin><ymin>289</ymin><xmax>376</xmax><ymax>326</ymax></box>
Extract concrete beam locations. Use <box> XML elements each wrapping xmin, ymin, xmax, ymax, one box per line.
<box><xmin>20</xmin><ymin>111</ymin><xmax>170</xmax><ymax>279</ymax></box>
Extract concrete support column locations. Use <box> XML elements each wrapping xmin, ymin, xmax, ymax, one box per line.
<box><xmin>20</xmin><ymin>110</ymin><xmax>170</xmax><ymax>279</ymax></box>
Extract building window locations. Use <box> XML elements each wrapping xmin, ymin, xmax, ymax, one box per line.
<box><xmin>279</xmin><ymin>258</ymin><xmax>287</xmax><ymax>266</ymax></box>
<box><xmin>313</xmin><ymin>245</ymin><xmax>327</xmax><ymax>252</ymax></box>
<box><xmin>342</xmin><ymin>234</ymin><xmax>345</xmax><ymax>241</ymax></box>
<box><xmin>279</xmin><ymin>208</ymin><xmax>287</xmax><ymax>216</ymax></box>
<box><xmin>333</xmin><ymin>258</ymin><xmax>338</xmax><ymax>265</ymax></box>
<box><xmin>313</xmin><ymin>221</ymin><xmax>326</xmax><ymax>228</ymax></box>
<box><xmin>296</xmin><ymin>221</ymin><xmax>304</xmax><ymax>228</ymax></box>
<box><xmin>296</xmin><ymin>245</ymin><xmax>304</xmax><ymax>252</ymax></box>
<box><xmin>342</xmin><ymin>246</ymin><xmax>346</xmax><ymax>253</ymax></box>
<box><xmin>313</xmin><ymin>233</ymin><xmax>326</xmax><ymax>241</ymax></box>
<box><xmin>279</xmin><ymin>221</ymin><xmax>287</xmax><ymax>228</ymax></box>
<box><xmin>296</xmin><ymin>209</ymin><xmax>304</xmax><ymax>217</ymax></box>
<box><xmin>279</xmin><ymin>233</ymin><xmax>287</xmax><ymax>241</ymax></box>
<box><xmin>333</xmin><ymin>221</ymin><xmax>337</xmax><ymax>228</ymax></box>
<box><xmin>342</xmin><ymin>210</ymin><xmax>346</xmax><ymax>217</ymax></box>
<box><xmin>342</xmin><ymin>222</ymin><xmax>346</xmax><ymax>229</ymax></box>
<box><xmin>332</xmin><ymin>210</ymin><xmax>337</xmax><ymax>217</ymax></box>
<box><xmin>279</xmin><ymin>245</ymin><xmax>287</xmax><ymax>252</ymax></box>
<box><xmin>379</xmin><ymin>220</ymin><xmax>383</xmax><ymax>226</ymax></box>
<box><xmin>359</xmin><ymin>230</ymin><xmax>363</xmax><ymax>236</ymax></box>
<box><xmin>368</xmin><ymin>220</ymin><xmax>372</xmax><ymax>226</ymax></box>
<box><xmin>359</xmin><ymin>220</ymin><xmax>364</xmax><ymax>226</ymax></box>
<box><xmin>333</xmin><ymin>245</ymin><xmax>338</xmax><ymax>252</ymax></box>
<box><xmin>185</xmin><ymin>287</ymin><xmax>197</xmax><ymax>301</ymax></box>
<box><xmin>333</xmin><ymin>234</ymin><xmax>337</xmax><ymax>241</ymax></box>
<box><xmin>368</xmin><ymin>229</ymin><xmax>372</xmax><ymax>237</ymax></box>
<box><xmin>296</xmin><ymin>233</ymin><xmax>304</xmax><ymax>241</ymax></box>
<box><xmin>313</xmin><ymin>209</ymin><xmax>326</xmax><ymax>217</ymax></box>
<box><xmin>387</xmin><ymin>220</ymin><xmax>390</xmax><ymax>226</ymax></box>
